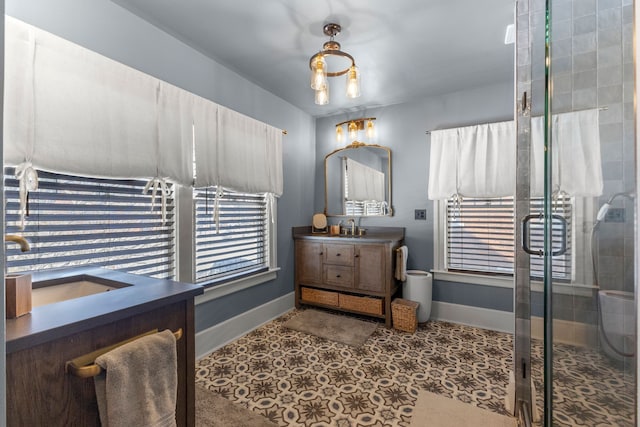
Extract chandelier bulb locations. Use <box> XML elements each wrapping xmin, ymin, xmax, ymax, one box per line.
<box><xmin>346</xmin><ymin>65</ymin><xmax>360</xmax><ymax>98</ymax></box>
<box><xmin>310</xmin><ymin>55</ymin><xmax>327</xmax><ymax>90</ymax></box>
<box><xmin>315</xmin><ymin>83</ymin><xmax>329</xmax><ymax>105</ymax></box>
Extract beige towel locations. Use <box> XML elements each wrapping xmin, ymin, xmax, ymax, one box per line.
<box><xmin>395</xmin><ymin>245</ymin><xmax>408</xmax><ymax>281</ymax></box>
<box><xmin>94</xmin><ymin>329</ymin><xmax>178</xmax><ymax>427</ymax></box>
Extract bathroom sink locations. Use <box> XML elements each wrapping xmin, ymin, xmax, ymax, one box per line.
<box><xmin>31</xmin><ymin>277</ymin><xmax>131</xmax><ymax>307</ymax></box>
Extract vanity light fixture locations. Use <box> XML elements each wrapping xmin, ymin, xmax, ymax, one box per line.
<box><xmin>335</xmin><ymin>117</ymin><xmax>376</xmax><ymax>143</ymax></box>
<box><xmin>310</xmin><ymin>23</ymin><xmax>360</xmax><ymax>105</ymax></box>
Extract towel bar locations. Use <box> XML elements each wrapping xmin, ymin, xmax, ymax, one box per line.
<box><xmin>65</xmin><ymin>328</ymin><xmax>182</xmax><ymax>378</ymax></box>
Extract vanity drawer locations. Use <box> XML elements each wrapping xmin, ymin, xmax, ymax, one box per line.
<box><xmin>324</xmin><ymin>265</ymin><xmax>354</xmax><ymax>287</ymax></box>
<box><xmin>324</xmin><ymin>244</ymin><xmax>354</xmax><ymax>266</ymax></box>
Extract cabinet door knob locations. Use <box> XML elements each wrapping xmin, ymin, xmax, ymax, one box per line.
<box><xmin>354</xmin><ymin>254</ymin><xmax>360</xmax><ymax>258</ymax></box>
<box><xmin>319</xmin><ymin>252</ymin><xmax>324</xmax><ymax>255</ymax></box>
<box><xmin>336</xmin><ymin>253</ymin><xmax>341</xmax><ymax>256</ymax></box>
<box><xmin>336</xmin><ymin>275</ymin><xmax>341</xmax><ymax>278</ymax></box>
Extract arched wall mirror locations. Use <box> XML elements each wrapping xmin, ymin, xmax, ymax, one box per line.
<box><xmin>324</xmin><ymin>142</ymin><xmax>393</xmax><ymax>217</ymax></box>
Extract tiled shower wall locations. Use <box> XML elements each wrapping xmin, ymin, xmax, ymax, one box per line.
<box><xmin>526</xmin><ymin>0</ymin><xmax>634</xmax><ymax>330</ymax></box>
<box><xmin>535</xmin><ymin>0</ymin><xmax>635</xmax><ymax>295</ymax></box>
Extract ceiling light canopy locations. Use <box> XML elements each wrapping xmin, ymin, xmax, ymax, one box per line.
<box><xmin>310</xmin><ymin>23</ymin><xmax>360</xmax><ymax>105</ymax></box>
<box><xmin>335</xmin><ymin>117</ymin><xmax>375</xmax><ymax>143</ymax></box>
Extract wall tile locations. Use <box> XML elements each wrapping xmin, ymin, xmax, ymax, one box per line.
<box><xmin>598</xmin><ymin>27</ymin><xmax>623</xmax><ymax>49</ymax></box>
<box><xmin>598</xmin><ymin>122</ymin><xmax>623</xmax><ymax>143</ymax></box>
<box><xmin>572</xmin><ymin>69</ymin><xmax>597</xmax><ymax>90</ymax></box>
<box><xmin>572</xmin><ymin>88</ymin><xmax>598</xmax><ymax>109</ymax></box>
<box><xmin>573</xmin><ymin>32</ymin><xmax>597</xmax><ymax>54</ymax></box>
<box><xmin>598</xmin><ymin>7</ymin><xmax>622</xmax><ymax>30</ymax></box>
<box><xmin>574</xmin><ymin>14</ymin><xmax>597</xmax><ymax>35</ymax></box>
<box><xmin>574</xmin><ymin>0</ymin><xmax>596</xmax><ymax>17</ymax></box>
<box><xmin>573</xmin><ymin>51</ymin><xmax>597</xmax><ymax>71</ymax></box>
<box><xmin>597</xmin><ymin>65</ymin><xmax>622</xmax><ymax>86</ymax></box>
<box><xmin>598</xmin><ymin>0</ymin><xmax>623</xmax><ymax>11</ymax></box>
<box><xmin>597</xmin><ymin>85</ymin><xmax>622</xmax><ymax>104</ymax></box>
<box><xmin>597</xmin><ymin>46</ymin><xmax>622</xmax><ymax>68</ymax></box>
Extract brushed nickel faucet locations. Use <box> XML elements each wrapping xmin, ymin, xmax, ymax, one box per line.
<box><xmin>5</xmin><ymin>234</ymin><xmax>30</xmax><ymax>252</ymax></box>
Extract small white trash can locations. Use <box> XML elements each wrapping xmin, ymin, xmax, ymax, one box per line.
<box><xmin>403</xmin><ymin>270</ymin><xmax>433</xmax><ymax>323</ymax></box>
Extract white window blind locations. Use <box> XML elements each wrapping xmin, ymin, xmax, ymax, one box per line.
<box><xmin>194</xmin><ymin>188</ymin><xmax>268</xmax><ymax>283</ymax></box>
<box><xmin>4</xmin><ymin>169</ymin><xmax>176</xmax><ymax>279</ymax></box>
<box><xmin>447</xmin><ymin>196</ymin><xmax>572</xmax><ymax>279</ymax></box>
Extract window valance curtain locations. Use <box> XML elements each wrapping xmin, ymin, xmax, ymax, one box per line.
<box><xmin>4</xmin><ymin>16</ymin><xmax>283</xmax><ymax>197</ymax></box>
<box><xmin>427</xmin><ymin>109</ymin><xmax>602</xmax><ymax>200</ymax></box>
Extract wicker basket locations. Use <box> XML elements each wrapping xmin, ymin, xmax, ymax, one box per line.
<box><xmin>301</xmin><ymin>287</ymin><xmax>339</xmax><ymax>307</ymax></box>
<box><xmin>339</xmin><ymin>294</ymin><xmax>383</xmax><ymax>315</ymax></box>
<box><xmin>392</xmin><ymin>298</ymin><xmax>419</xmax><ymax>333</ymax></box>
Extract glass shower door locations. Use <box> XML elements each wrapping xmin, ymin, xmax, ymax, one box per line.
<box><xmin>516</xmin><ymin>0</ymin><xmax>637</xmax><ymax>425</ymax></box>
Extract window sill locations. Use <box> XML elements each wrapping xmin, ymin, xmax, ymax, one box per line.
<box><xmin>431</xmin><ymin>270</ymin><xmax>597</xmax><ymax>297</ymax></box>
<box><xmin>195</xmin><ymin>267</ymin><xmax>280</xmax><ymax>304</ymax></box>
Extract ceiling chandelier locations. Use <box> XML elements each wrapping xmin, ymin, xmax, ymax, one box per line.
<box><xmin>309</xmin><ymin>23</ymin><xmax>360</xmax><ymax>105</ymax></box>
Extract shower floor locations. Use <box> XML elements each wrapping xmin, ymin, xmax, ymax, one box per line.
<box><xmin>195</xmin><ymin>309</ymin><xmax>634</xmax><ymax>426</ymax></box>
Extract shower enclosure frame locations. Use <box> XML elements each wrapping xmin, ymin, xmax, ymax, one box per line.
<box><xmin>515</xmin><ymin>0</ymin><xmax>638</xmax><ymax>425</ymax></box>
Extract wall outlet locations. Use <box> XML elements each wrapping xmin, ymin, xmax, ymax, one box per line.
<box><xmin>604</xmin><ymin>207</ymin><xmax>625</xmax><ymax>223</ymax></box>
<box><xmin>415</xmin><ymin>209</ymin><xmax>427</xmax><ymax>220</ymax></box>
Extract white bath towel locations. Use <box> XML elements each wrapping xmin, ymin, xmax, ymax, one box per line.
<box><xmin>395</xmin><ymin>245</ymin><xmax>408</xmax><ymax>282</ymax></box>
<box><xmin>94</xmin><ymin>329</ymin><xmax>178</xmax><ymax>427</ymax></box>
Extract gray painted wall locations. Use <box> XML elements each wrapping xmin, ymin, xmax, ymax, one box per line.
<box><xmin>315</xmin><ymin>82</ymin><xmax>515</xmax><ymax>311</ymax></box>
<box><xmin>6</xmin><ymin>0</ymin><xmax>316</xmax><ymax>330</ymax></box>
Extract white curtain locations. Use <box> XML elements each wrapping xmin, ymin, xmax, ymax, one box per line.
<box><xmin>192</xmin><ymin>95</ymin><xmax>219</xmax><ymax>188</ymax></box>
<box><xmin>427</xmin><ymin>128</ymin><xmax>458</xmax><ymax>199</ymax></box>
<box><xmin>5</xmin><ymin>16</ymin><xmax>283</xmax><ymax>197</ymax></box>
<box><xmin>346</xmin><ymin>157</ymin><xmax>385</xmax><ymax>201</ymax></box>
<box><xmin>458</xmin><ymin>121</ymin><xmax>515</xmax><ymax>197</ymax></box>
<box><xmin>428</xmin><ymin>111</ymin><xmax>602</xmax><ymax>200</ymax></box>
<box><xmin>531</xmin><ymin>109</ymin><xmax>603</xmax><ymax>197</ymax></box>
<box><xmin>205</xmin><ymin>105</ymin><xmax>283</xmax><ymax>196</ymax></box>
<box><xmin>4</xmin><ymin>16</ymin><xmax>193</xmax><ymax>185</ymax></box>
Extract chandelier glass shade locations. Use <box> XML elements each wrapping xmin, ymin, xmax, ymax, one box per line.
<box><xmin>309</xmin><ymin>23</ymin><xmax>361</xmax><ymax>105</ymax></box>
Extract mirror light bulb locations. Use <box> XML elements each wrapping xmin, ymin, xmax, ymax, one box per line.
<box><xmin>348</xmin><ymin>121</ymin><xmax>358</xmax><ymax>139</ymax></box>
<box><xmin>365</xmin><ymin>120</ymin><xmax>375</xmax><ymax>139</ymax></box>
<box><xmin>336</xmin><ymin>125</ymin><xmax>344</xmax><ymax>142</ymax></box>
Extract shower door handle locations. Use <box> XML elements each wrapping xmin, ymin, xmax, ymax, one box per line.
<box><xmin>521</xmin><ymin>214</ymin><xmax>568</xmax><ymax>256</ymax></box>
<box><xmin>521</xmin><ymin>214</ymin><xmax>543</xmax><ymax>256</ymax></box>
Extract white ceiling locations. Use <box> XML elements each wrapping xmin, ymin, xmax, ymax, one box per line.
<box><xmin>113</xmin><ymin>0</ymin><xmax>515</xmax><ymax>117</ymax></box>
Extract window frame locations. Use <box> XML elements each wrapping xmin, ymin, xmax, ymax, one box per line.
<box><xmin>175</xmin><ymin>186</ymin><xmax>278</xmax><ymax>303</ymax></box>
<box><xmin>432</xmin><ymin>196</ymin><xmax>595</xmax><ymax>296</ymax></box>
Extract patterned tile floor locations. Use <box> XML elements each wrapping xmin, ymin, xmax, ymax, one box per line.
<box><xmin>195</xmin><ymin>309</ymin><xmax>635</xmax><ymax>426</ymax></box>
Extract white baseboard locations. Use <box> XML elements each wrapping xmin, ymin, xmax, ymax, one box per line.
<box><xmin>531</xmin><ymin>316</ymin><xmax>598</xmax><ymax>348</ymax></box>
<box><xmin>431</xmin><ymin>301</ymin><xmax>597</xmax><ymax>348</ymax></box>
<box><xmin>431</xmin><ymin>301</ymin><xmax>515</xmax><ymax>333</ymax></box>
<box><xmin>195</xmin><ymin>292</ymin><xmax>295</xmax><ymax>360</ymax></box>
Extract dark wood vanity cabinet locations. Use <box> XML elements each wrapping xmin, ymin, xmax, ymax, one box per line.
<box><xmin>5</xmin><ymin>268</ymin><xmax>202</xmax><ymax>427</ymax></box>
<box><xmin>293</xmin><ymin>227</ymin><xmax>404</xmax><ymax>327</ymax></box>
<box><xmin>6</xmin><ymin>300</ymin><xmax>197</xmax><ymax>427</ymax></box>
